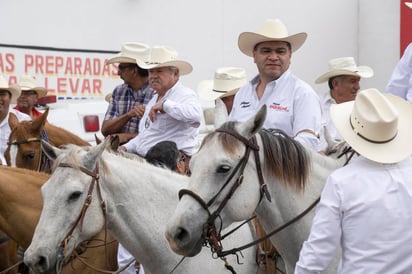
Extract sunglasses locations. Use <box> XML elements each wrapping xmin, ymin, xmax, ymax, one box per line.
<box><xmin>118</xmin><ymin>64</ymin><xmax>135</xmax><ymax>71</ymax></box>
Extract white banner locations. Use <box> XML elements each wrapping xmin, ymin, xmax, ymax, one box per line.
<box><xmin>0</xmin><ymin>44</ymin><xmax>120</xmax><ymax>100</ymax></box>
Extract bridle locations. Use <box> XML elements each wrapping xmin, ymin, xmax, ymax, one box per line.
<box><xmin>53</xmin><ymin>162</ymin><xmax>136</xmax><ymax>274</ymax></box>
<box><xmin>7</xmin><ymin>129</ymin><xmax>52</xmax><ymax>172</ymax></box>
<box><xmin>178</xmin><ymin>127</ymin><xmax>320</xmax><ymax>259</ymax></box>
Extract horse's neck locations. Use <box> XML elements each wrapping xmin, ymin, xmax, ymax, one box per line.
<box><xmin>256</xmin><ymin>148</ymin><xmax>342</xmax><ymax>272</ymax></box>
<box><xmin>100</xmin><ymin>153</ymin><xmax>185</xmax><ymax>270</ymax></box>
<box><xmin>44</xmin><ymin>123</ymin><xmax>89</xmax><ymax>146</ymax></box>
<box><xmin>0</xmin><ymin>168</ymin><xmax>46</xmax><ymax>247</ymax></box>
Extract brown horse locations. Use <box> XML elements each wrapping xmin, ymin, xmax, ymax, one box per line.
<box><xmin>0</xmin><ymin>230</ymin><xmax>18</xmax><ymax>274</ymax></box>
<box><xmin>4</xmin><ymin>108</ymin><xmax>90</xmax><ymax>172</ymax></box>
<box><xmin>0</xmin><ymin>166</ymin><xmax>118</xmax><ymax>274</ymax></box>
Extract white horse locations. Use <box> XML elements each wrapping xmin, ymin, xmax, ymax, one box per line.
<box><xmin>23</xmin><ymin>139</ymin><xmax>259</xmax><ymax>274</ymax></box>
<box><xmin>165</xmin><ymin>106</ymin><xmax>345</xmax><ymax>273</ymax></box>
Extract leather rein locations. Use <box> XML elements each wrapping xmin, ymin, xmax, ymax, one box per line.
<box><xmin>178</xmin><ymin>127</ymin><xmax>320</xmax><ymax>258</ymax></box>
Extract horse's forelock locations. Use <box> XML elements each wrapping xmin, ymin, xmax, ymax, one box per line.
<box><xmin>259</xmin><ymin>129</ymin><xmax>310</xmax><ymax>192</ymax></box>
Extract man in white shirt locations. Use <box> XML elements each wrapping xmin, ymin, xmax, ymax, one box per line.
<box><xmin>230</xmin><ymin>19</ymin><xmax>321</xmax><ymax>150</ymax></box>
<box><xmin>121</xmin><ymin>45</ymin><xmax>202</xmax><ymax>159</ymax></box>
<box><xmin>118</xmin><ymin>46</ymin><xmax>202</xmax><ymax>274</ymax></box>
<box><xmin>315</xmin><ymin>57</ymin><xmax>373</xmax><ymax>152</ymax></box>
<box><xmin>0</xmin><ymin>75</ymin><xmax>31</xmax><ymax>165</ymax></box>
<box><xmin>295</xmin><ymin>88</ymin><xmax>412</xmax><ymax>273</ymax></box>
<box><xmin>385</xmin><ymin>42</ymin><xmax>412</xmax><ymax>103</ymax></box>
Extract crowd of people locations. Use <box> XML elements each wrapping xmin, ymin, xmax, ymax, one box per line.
<box><xmin>1</xmin><ymin>14</ymin><xmax>412</xmax><ymax>273</ymax></box>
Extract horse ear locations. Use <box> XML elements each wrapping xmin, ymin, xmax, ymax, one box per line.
<box><xmin>41</xmin><ymin>139</ymin><xmax>61</xmax><ymax>161</ymax></box>
<box><xmin>82</xmin><ymin>137</ymin><xmax>109</xmax><ymax>170</ymax></box>
<box><xmin>110</xmin><ymin>135</ymin><xmax>120</xmax><ymax>151</ymax></box>
<box><xmin>8</xmin><ymin>112</ymin><xmax>19</xmax><ymax>130</ymax></box>
<box><xmin>214</xmin><ymin>98</ymin><xmax>228</xmax><ymax>128</ymax></box>
<box><xmin>236</xmin><ymin>105</ymin><xmax>267</xmax><ymax>139</ymax></box>
<box><xmin>31</xmin><ymin>108</ymin><xmax>48</xmax><ymax>134</ymax></box>
<box><xmin>95</xmin><ymin>134</ymin><xmax>102</xmax><ymax>145</ymax></box>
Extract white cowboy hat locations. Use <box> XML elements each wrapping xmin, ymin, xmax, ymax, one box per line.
<box><xmin>197</xmin><ymin>67</ymin><xmax>247</xmax><ymax>101</ymax></box>
<box><xmin>406</xmin><ymin>2</ymin><xmax>412</xmax><ymax>9</ymax></box>
<box><xmin>106</xmin><ymin>42</ymin><xmax>150</xmax><ymax>65</ymax></box>
<box><xmin>0</xmin><ymin>75</ymin><xmax>21</xmax><ymax>102</ymax></box>
<box><xmin>137</xmin><ymin>46</ymin><xmax>193</xmax><ymax>76</ymax></box>
<box><xmin>238</xmin><ymin>19</ymin><xmax>307</xmax><ymax>57</ymax></box>
<box><xmin>315</xmin><ymin>57</ymin><xmax>374</xmax><ymax>84</ymax></box>
<box><xmin>15</xmin><ymin>75</ymin><xmax>48</xmax><ymax>98</ymax></box>
<box><xmin>330</xmin><ymin>88</ymin><xmax>412</xmax><ymax>164</ymax></box>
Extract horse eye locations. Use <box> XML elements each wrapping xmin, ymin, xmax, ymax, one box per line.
<box><xmin>68</xmin><ymin>191</ymin><xmax>82</xmax><ymax>202</ymax></box>
<box><xmin>216</xmin><ymin>165</ymin><xmax>231</xmax><ymax>174</ymax></box>
<box><xmin>24</xmin><ymin>152</ymin><xmax>35</xmax><ymax>160</ymax></box>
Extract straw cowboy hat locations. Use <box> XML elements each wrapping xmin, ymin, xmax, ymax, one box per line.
<box><xmin>15</xmin><ymin>75</ymin><xmax>48</xmax><ymax>98</ymax></box>
<box><xmin>136</xmin><ymin>46</ymin><xmax>193</xmax><ymax>76</ymax></box>
<box><xmin>330</xmin><ymin>88</ymin><xmax>412</xmax><ymax>164</ymax></box>
<box><xmin>315</xmin><ymin>57</ymin><xmax>374</xmax><ymax>84</ymax></box>
<box><xmin>105</xmin><ymin>93</ymin><xmax>112</xmax><ymax>103</ymax></box>
<box><xmin>238</xmin><ymin>19</ymin><xmax>307</xmax><ymax>57</ymax></box>
<box><xmin>0</xmin><ymin>75</ymin><xmax>21</xmax><ymax>102</ymax></box>
<box><xmin>106</xmin><ymin>42</ymin><xmax>150</xmax><ymax>65</ymax></box>
<box><xmin>197</xmin><ymin>67</ymin><xmax>247</xmax><ymax>101</ymax></box>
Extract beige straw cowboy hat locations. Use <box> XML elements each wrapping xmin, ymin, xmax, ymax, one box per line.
<box><xmin>238</xmin><ymin>19</ymin><xmax>307</xmax><ymax>57</ymax></box>
<box><xmin>315</xmin><ymin>57</ymin><xmax>374</xmax><ymax>84</ymax></box>
<box><xmin>136</xmin><ymin>46</ymin><xmax>193</xmax><ymax>76</ymax></box>
<box><xmin>0</xmin><ymin>75</ymin><xmax>21</xmax><ymax>103</ymax></box>
<box><xmin>14</xmin><ymin>75</ymin><xmax>48</xmax><ymax>98</ymax></box>
<box><xmin>197</xmin><ymin>67</ymin><xmax>247</xmax><ymax>101</ymax></box>
<box><xmin>330</xmin><ymin>88</ymin><xmax>412</xmax><ymax>164</ymax></box>
<box><xmin>106</xmin><ymin>42</ymin><xmax>150</xmax><ymax>65</ymax></box>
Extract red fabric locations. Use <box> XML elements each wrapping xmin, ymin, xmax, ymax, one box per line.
<box><xmin>13</xmin><ymin>106</ymin><xmax>44</xmax><ymax>119</ymax></box>
<box><xmin>401</xmin><ymin>0</ymin><xmax>412</xmax><ymax>55</ymax></box>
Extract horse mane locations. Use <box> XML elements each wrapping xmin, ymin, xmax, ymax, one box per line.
<box><xmin>209</xmin><ymin>122</ymin><xmax>310</xmax><ymax>192</ymax></box>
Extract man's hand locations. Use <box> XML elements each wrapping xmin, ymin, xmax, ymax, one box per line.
<box><xmin>127</xmin><ymin>105</ymin><xmax>146</xmax><ymax>119</ymax></box>
<box><xmin>149</xmin><ymin>102</ymin><xmax>165</xmax><ymax>122</ymax></box>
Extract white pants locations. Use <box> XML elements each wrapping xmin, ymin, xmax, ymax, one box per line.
<box><xmin>118</xmin><ymin>243</ymin><xmax>145</xmax><ymax>274</ymax></box>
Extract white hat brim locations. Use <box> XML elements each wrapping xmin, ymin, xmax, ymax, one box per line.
<box><xmin>106</xmin><ymin>56</ymin><xmax>137</xmax><ymax>65</ymax></box>
<box><xmin>330</xmin><ymin>94</ymin><xmax>412</xmax><ymax>163</ymax></box>
<box><xmin>20</xmin><ymin>86</ymin><xmax>48</xmax><ymax>98</ymax></box>
<box><xmin>197</xmin><ymin>80</ymin><xmax>240</xmax><ymax>101</ymax></box>
<box><xmin>138</xmin><ymin>60</ymin><xmax>193</xmax><ymax>76</ymax></box>
<box><xmin>315</xmin><ymin>66</ymin><xmax>374</xmax><ymax>84</ymax></box>
<box><xmin>238</xmin><ymin>32</ymin><xmax>307</xmax><ymax>57</ymax></box>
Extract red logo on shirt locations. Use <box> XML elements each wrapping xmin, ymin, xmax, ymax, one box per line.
<box><xmin>269</xmin><ymin>103</ymin><xmax>289</xmax><ymax>112</ymax></box>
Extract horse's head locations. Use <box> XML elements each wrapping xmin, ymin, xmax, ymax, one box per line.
<box><xmin>166</xmin><ymin>106</ymin><xmax>269</xmax><ymax>257</ymax></box>
<box><xmin>24</xmin><ymin>138</ymin><xmax>108</xmax><ymax>273</ymax></box>
<box><xmin>5</xmin><ymin>108</ymin><xmax>48</xmax><ymax>170</ymax></box>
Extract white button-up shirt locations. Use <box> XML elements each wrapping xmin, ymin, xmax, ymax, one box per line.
<box><xmin>229</xmin><ymin>69</ymin><xmax>322</xmax><ymax>150</ymax></box>
<box><xmin>124</xmin><ymin>81</ymin><xmax>202</xmax><ymax>156</ymax></box>
<box><xmin>385</xmin><ymin>43</ymin><xmax>412</xmax><ymax>103</ymax></box>
<box><xmin>318</xmin><ymin>91</ymin><xmax>342</xmax><ymax>152</ymax></box>
<box><xmin>1</xmin><ymin>109</ymin><xmax>31</xmax><ymax>165</ymax></box>
<box><xmin>295</xmin><ymin>156</ymin><xmax>412</xmax><ymax>274</ymax></box>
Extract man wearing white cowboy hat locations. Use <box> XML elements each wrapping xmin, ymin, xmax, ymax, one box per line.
<box><xmin>296</xmin><ymin>88</ymin><xmax>412</xmax><ymax>273</ymax></box>
<box><xmin>315</xmin><ymin>57</ymin><xmax>374</xmax><ymax>152</ymax></box>
<box><xmin>121</xmin><ymin>45</ymin><xmax>202</xmax><ymax>160</ymax></box>
<box><xmin>102</xmin><ymin>42</ymin><xmax>155</xmax><ymax>145</ymax></box>
<box><xmin>385</xmin><ymin>2</ymin><xmax>412</xmax><ymax>104</ymax></box>
<box><xmin>0</xmin><ymin>75</ymin><xmax>31</xmax><ymax>165</ymax></box>
<box><xmin>197</xmin><ymin>66</ymin><xmax>247</xmax><ymax>114</ymax></box>
<box><xmin>230</xmin><ymin>18</ymin><xmax>322</xmax><ymax>150</ymax></box>
<box><xmin>118</xmin><ymin>45</ymin><xmax>202</xmax><ymax>273</ymax></box>
<box><xmin>12</xmin><ymin>74</ymin><xmax>48</xmax><ymax>119</ymax></box>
